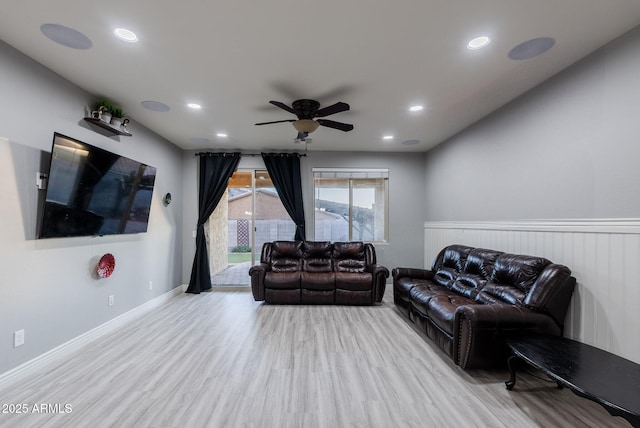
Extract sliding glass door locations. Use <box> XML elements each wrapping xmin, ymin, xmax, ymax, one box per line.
<box><xmin>209</xmin><ymin>169</ymin><xmax>294</xmax><ymax>287</ymax></box>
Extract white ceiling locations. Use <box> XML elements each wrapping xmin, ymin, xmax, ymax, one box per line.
<box><xmin>1</xmin><ymin>1</ymin><xmax>640</xmax><ymax>153</ymax></box>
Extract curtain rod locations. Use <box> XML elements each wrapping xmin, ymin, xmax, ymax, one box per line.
<box><xmin>194</xmin><ymin>151</ymin><xmax>306</xmax><ymax>157</ymax></box>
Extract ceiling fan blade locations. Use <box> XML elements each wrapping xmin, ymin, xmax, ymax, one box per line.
<box><xmin>255</xmin><ymin>119</ymin><xmax>296</xmax><ymax>125</ymax></box>
<box><xmin>269</xmin><ymin>100</ymin><xmax>295</xmax><ymax>114</ymax></box>
<box><xmin>314</xmin><ymin>102</ymin><xmax>350</xmax><ymax>117</ymax></box>
<box><xmin>317</xmin><ymin>119</ymin><xmax>354</xmax><ymax>132</ymax></box>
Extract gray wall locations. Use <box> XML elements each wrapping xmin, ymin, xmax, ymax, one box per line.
<box><xmin>424</xmin><ymin>26</ymin><xmax>640</xmax><ymax>221</ymax></box>
<box><xmin>181</xmin><ymin>151</ymin><xmax>426</xmax><ymax>281</ymax></box>
<box><xmin>0</xmin><ymin>40</ymin><xmax>184</xmax><ymax>375</ymax></box>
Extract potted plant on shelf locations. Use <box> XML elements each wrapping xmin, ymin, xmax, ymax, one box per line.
<box><xmin>109</xmin><ymin>106</ymin><xmax>125</xmax><ymax>129</ymax></box>
<box><xmin>92</xmin><ymin>99</ymin><xmax>113</xmax><ymax>123</ymax></box>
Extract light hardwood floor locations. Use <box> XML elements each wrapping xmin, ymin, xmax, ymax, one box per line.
<box><xmin>0</xmin><ymin>288</ymin><xmax>630</xmax><ymax>428</ymax></box>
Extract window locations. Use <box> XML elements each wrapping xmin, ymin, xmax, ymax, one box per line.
<box><xmin>313</xmin><ymin>168</ymin><xmax>388</xmax><ymax>242</ymax></box>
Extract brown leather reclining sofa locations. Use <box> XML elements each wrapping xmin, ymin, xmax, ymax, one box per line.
<box><xmin>250</xmin><ymin>240</ymin><xmax>389</xmax><ymax>305</ymax></box>
<box><xmin>393</xmin><ymin>244</ymin><xmax>576</xmax><ymax>369</ymax></box>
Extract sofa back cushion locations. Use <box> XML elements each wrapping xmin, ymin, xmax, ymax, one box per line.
<box><xmin>433</xmin><ymin>245</ymin><xmax>472</xmax><ymax>287</ymax></box>
<box><xmin>463</xmin><ymin>248</ymin><xmax>504</xmax><ymax>279</ymax></box>
<box><xmin>303</xmin><ymin>241</ymin><xmax>333</xmax><ymax>273</ymax></box>
<box><xmin>334</xmin><ymin>241</ymin><xmax>366</xmax><ymax>273</ymax></box>
<box><xmin>270</xmin><ymin>241</ymin><xmax>303</xmax><ymax>272</ymax></box>
<box><xmin>451</xmin><ymin>248</ymin><xmax>503</xmax><ymax>298</ymax></box>
<box><xmin>364</xmin><ymin>243</ymin><xmax>376</xmax><ymax>265</ymax></box>
<box><xmin>480</xmin><ymin>254</ymin><xmax>551</xmax><ymax>305</ymax></box>
<box><xmin>260</xmin><ymin>242</ymin><xmax>273</xmax><ymax>264</ymax></box>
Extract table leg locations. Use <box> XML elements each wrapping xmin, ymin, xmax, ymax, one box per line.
<box><xmin>505</xmin><ymin>355</ymin><xmax>519</xmax><ymax>390</ymax></box>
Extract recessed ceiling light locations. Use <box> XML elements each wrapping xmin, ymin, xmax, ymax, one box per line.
<box><xmin>383</xmin><ymin>135</ymin><xmax>394</xmax><ymax>140</ymax></box>
<box><xmin>40</xmin><ymin>24</ymin><xmax>92</xmax><ymax>49</ymax></box>
<box><xmin>141</xmin><ymin>101</ymin><xmax>170</xmax><ymax>112</ymax></box>
<box><xmin>114</xmin><ymin>28</ymin><xmax>138</xmax><ymax>42</ymax></box>
<box><xmin>409</xmin><ymin>105</ymin><xmax>424</xmax><ymax>112</ymax></box>
<box><xmin>216</xmin><ymin>133</ymin><xmax>228</xmax><ymax>138</ymax></box>
<box><xmin>187</xmin><ymin>103</ymin><xmax>202</xmax><ymax>110</ymax></box>
<box><xmin>467</xmin><ymin>36</ymin><xmax>491</xmax><ymax>50</ymax></box>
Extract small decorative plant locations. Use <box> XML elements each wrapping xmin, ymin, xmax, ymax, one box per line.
<box><xmin>92</xmin><ymin>98</ymin><xmax>113</xmax><ymax>113</ymax></box>
<box><xmin>91</xmin><ymin>98</ymin><xmax>125</xmax><ymax>123</ymax></box>
<box><xmin>110</xmin><ymin>105</ymin><xmax>124</xmax><ymax>119</ymax></box>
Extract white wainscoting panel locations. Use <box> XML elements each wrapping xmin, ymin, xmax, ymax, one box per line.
<box><xmin>424</xmin><ymin>219</ymin><xmax>640</xmax><ymax>364</ymax></box>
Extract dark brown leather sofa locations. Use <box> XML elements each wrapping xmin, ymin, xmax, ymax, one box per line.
<box><xmin>393</xmin><ymin>244</ymin><xmax>576</xmax><ymax>369</ymax></box>
<box><xmin>250</xmin><ymin>241</ymin><xmax>389</xmax><ymax>305</ymax></box>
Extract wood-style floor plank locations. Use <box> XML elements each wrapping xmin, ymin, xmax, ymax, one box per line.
<box><xmin>0</xmin><ymin>289</ymin><xmax>630</xmax><ymax>428</ymax></box>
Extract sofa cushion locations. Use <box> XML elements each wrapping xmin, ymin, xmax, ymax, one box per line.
<box><xmin>409</xmin><ymin>282</ymin><xmax>453</xmax><ymax>314</ymax></box>
<box><xmin>483</xmin><ymin>254</ymin><xmax>551</xmax><ymax>305</ymax></box>
<box><xmin>301</xmin><ymin>272</ymin><xmax>335</xmax><ymax>291</ymax></box>
<box><xmin>433</xmin><ymin>267</ymin><xmax>458</xmax><ymax>288</ymax></box>
<box><xmin>426</xmin><ymin>294</ymin><xmax>476</xmax><ymax>336</ymax></box>
<box><xmin>450</xmin><ymin>273</ymin><xmax>486</xmax><ymax>300</ymax></box>
<box><xmin>440</xmin><ymin>245</ymin><xmax>473</xmax><ymax>271</ymax></box>
<box><xmin>303</xmin><ymin>241</ymin><xmax>333</xmax><ymax>273</ymax></box>
<box><xmin>394</xmin><ymin>277</ymin><xmax>425</xmax><ymax>301</ymax></box>
<box><xmin>334</xmin><ymin>241</ymin><xmax>366</xmax><ymax>273</ymax></box>
<box><xmin>473</xmin><ymin>290</ymin><xmax>506</xmax><ymax>305</ymax></box>
<box><xmin>265</xmin><ymin>271</ymin><xmax>300</xmax><ymax>289</ymax></box>
<box><xmin>433</xmin><ymin>245</ymin><xmax>473</xmax><ymax>287</ymax></box>
<box><xmin>451</xmin><ymin>248</ymin><xmax>503</xmax><ymax>299</ymax></box>
<box><xmin>271</xmin><ymin>241</ymin><xmax>303</xmax><ymax>273</ymax></box>
<box><xmin>463</xmin><ymin>248</ymin><xmax>504</xmax><ymax>278</ymax></box>
<box><xmin>335</xmin><ymin>272</ymin><xmax>373</xmax><ymax>291</ymax></box>
<box><xmin>303</xmin><ymin>240</ymin><xmax>332</xmax><ymax>256</ymax></box>
<box><xmin>477</xmin><ymin>283</ymin><xmax>525</xmax><ymax>305</ymax></box>
<box><xmin>492</xmin><ymin>254</ymin><xmax>551</xmax><ymax>291</ymax></box>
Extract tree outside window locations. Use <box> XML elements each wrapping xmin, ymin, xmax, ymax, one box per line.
<box><xmin>313</xmin><ymin>169</ymin><xmax>388</xmax><ymax>242</ymax></box>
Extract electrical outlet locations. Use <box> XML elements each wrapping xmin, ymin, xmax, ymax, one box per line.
<box><xmin>192</xmin><ymin>230</ymin><xmax>197</xmax><ymax>238</ymax></box>
<box><xmin>108</xmin><ymin>295</ymin><xmax>114</xmax><ymax>306</ymax></box>
<box><xmin>14</xmin><ymin>329</ymin><xmax>25</xmax><ymax>348</ymax></box>
<box><xmin>148</xmin><ymin>281</ymin><xmax>153</xmax><ymax>291</ymax></box>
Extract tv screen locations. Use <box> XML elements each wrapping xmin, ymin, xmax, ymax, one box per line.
<box><xmin>38</xmin><ymin>133</ymin><xmax>157</xmax><ymax>239</ymax></box>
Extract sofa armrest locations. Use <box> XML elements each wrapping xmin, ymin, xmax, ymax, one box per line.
<box><xmin>392</xmin><ymin>267</ymin><xmax>434</xmax><ymax>281</ymax></box>
<box><xmin>370</xmin><ymin>264</ymin><xmax>390</xmax><ymax>302</ymax></box>
<box><xmin>368</xmin><ymin>264</ymin><xmax>389</xmax><ymax>277</ymax></box>
<box><xmin>249</xmin><ymin>263</ymin><xmax>270</xmax><ymax>301</ymax></box>
<box><xmin>454</xmin><ymin>304</ymin><xmax>561</xmax><ymax>369</ymax></box>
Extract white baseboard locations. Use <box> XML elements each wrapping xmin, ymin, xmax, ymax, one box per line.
<box><xmin>0</xmin><ymin>284</ymin><xmax>187</xmax><ymax>393</ymax></box>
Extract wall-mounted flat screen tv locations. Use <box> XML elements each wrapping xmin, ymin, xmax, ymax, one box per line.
<box><xmin>38</xmin><ymin>132</ymin><xmax>157</xmax><ymax>239</ymax></box>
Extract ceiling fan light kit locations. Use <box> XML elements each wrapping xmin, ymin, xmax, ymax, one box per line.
<box><xmin>293</xmin><ymin>119</ymin><xmax>320</xmax><ymax>133</ymax></box>
<box><xmin>255</xmin><ymin>98</ymin><xmax>354</xmax><ymax>141</ymax></box>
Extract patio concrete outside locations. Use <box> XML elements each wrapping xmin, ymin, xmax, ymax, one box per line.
<box><xmin>211</xmin><ymin>261</ymin><xmax>252</xmax><ymax>287</ymax></box>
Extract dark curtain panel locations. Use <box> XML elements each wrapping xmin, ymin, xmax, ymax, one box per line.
<box><xmin>186</xmin><ymin>152</ymin><xmax>241</xmax><ymax>294</ymax></box>
<box><xmin>261</xmin><ymin>153</ymin><xmax>306</xmax><ymax>241</ymax></box>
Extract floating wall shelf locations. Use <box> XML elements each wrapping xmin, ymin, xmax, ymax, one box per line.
<box><xmin>84</xmin><ymin>117</ymin><xmax>132</xmax><ymax>136</ymax></box>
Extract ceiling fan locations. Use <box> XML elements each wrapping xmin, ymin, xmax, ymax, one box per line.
<box><xmin>255</xmin><ymin>99</ymin><xmax>354</xmax><ymax>141</ymax></box>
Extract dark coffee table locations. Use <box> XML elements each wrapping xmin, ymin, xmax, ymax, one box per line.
<box><xmin>505</xmin><ymin>334</ymin><xmax>640</xmax><ymax>428</ymax></box>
